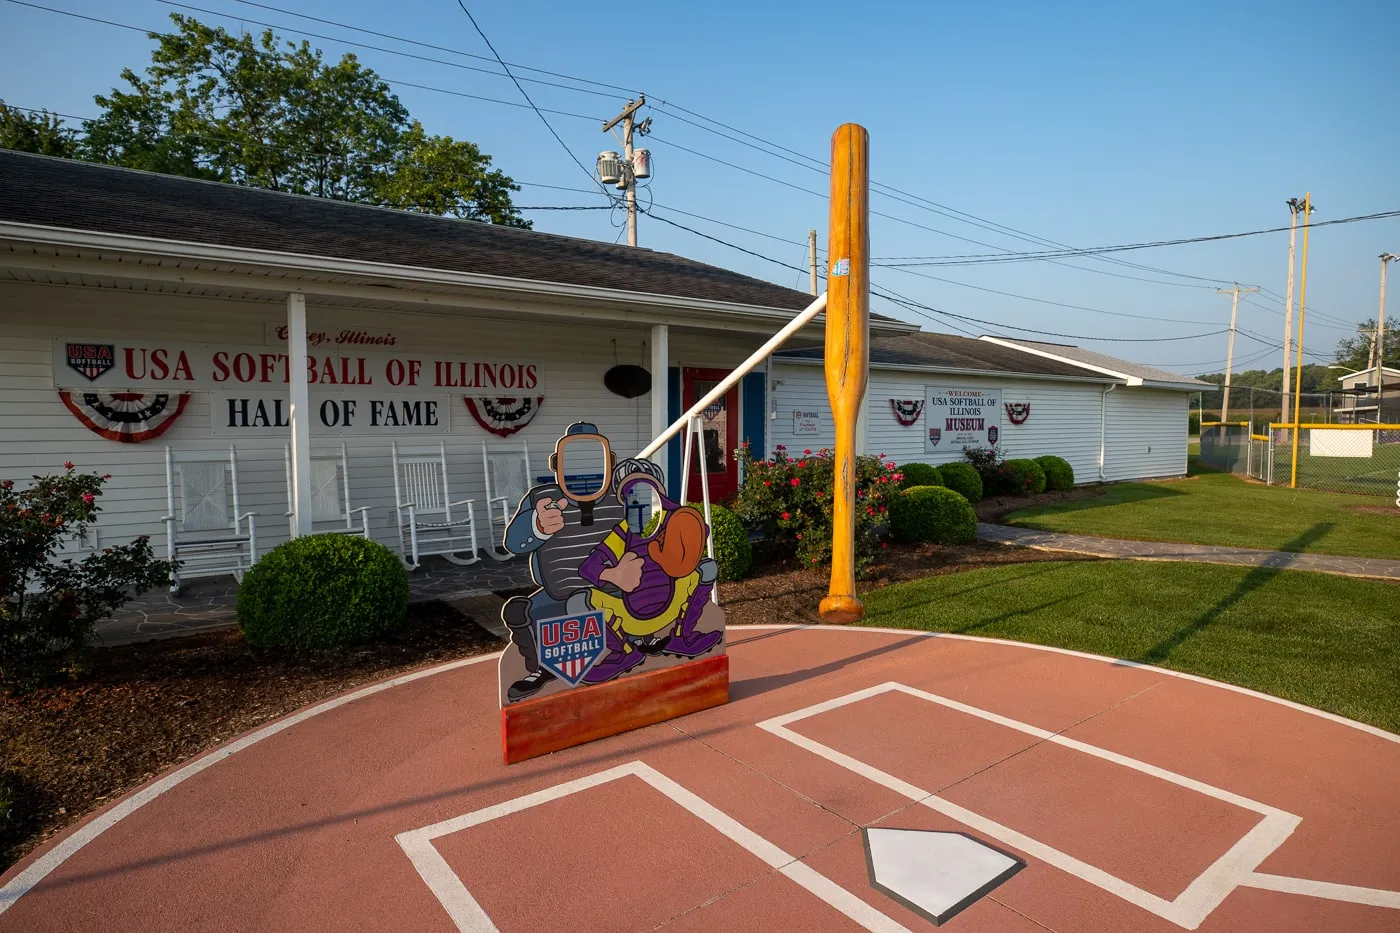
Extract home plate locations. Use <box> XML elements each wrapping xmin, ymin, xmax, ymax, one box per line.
<box><xmin>863</xmin><ymin>828</ymin><xmax>1025</xmax><ymax>926</ymax></box>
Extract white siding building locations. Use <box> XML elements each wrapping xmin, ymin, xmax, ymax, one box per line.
<box><xmin>0</xmin><ymin>149</ymin><xmax>917</xmax><ymax>578</ymax></box>
<box><xmin>769</xmin><ymin>333</ymin><xmax>1203</xmax><ymax>483</ymax></box>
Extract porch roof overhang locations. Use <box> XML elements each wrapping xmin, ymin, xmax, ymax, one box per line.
<box><xmin>0</xmin><ymin>221</ymin><xmax>917</xmax><ymax>340</ymax></box>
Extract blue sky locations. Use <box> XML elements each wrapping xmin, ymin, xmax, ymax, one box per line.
<box><xmin>3</xmin><ymin>0</ymin><xmax>1397</xmax><ymax>373</ymax></box>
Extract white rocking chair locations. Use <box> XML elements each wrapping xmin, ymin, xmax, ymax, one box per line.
<box><xmin>163</xmin><ymin>446</ymin><xmax>258</xmax><ymax>593</ymax></box>
<box><xmin>284</xmin><ymin>443</ymin><xmax>371</xmax><ymax>540</ymax></box>
<box><xmin>482</xmin><ymin>439</ymin><xmax>532</xmax><ymax>558</ymax></box>
<box><xmin>392</xmin><ymin>441</ymin><xmax>479</xmax><ymax>570</ymax></box>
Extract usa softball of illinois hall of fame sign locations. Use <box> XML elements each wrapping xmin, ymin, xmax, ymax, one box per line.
<box><xmin>924</xmin><ymin>387</ymin><xmax>1002</xmax><ymax>453</ymax></box>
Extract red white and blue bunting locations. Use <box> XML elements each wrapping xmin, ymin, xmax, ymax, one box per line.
<box><xmin>890</xmin><ymin>399</ymin><xmax>924</xmax><ymax>426</ymax></box>
<box><xmin>1005</xmin><ymin>402</ymin><xmax>1031</xmax><ymax>425</ymax></box>
<box><xmin>59</xmin><ymin>390</ymin><xmax>191</xmax><ymax>443</ymax></box>
<box><xmin>464</xmin><ymin>396</ymin><xmax>544</xmax><ymax>438</ymax></box>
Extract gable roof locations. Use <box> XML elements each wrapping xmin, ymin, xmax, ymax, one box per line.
<box><xmin>775</xmin><ymin>331</ymin><xmax>1115</xmax><ymax>381</ymax></box>
<box><xmin>979</xmin><ymin>337</ymin><xmax>1207</xmax><ymax>390</ymax></box>
<box><xmin>0</xmin><ymin>149</ymin><xmax>911</xmax><ymax>323</ymax></box>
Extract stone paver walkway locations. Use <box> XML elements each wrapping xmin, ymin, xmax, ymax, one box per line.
<box><xmin>978</xmin><ymin>523</ymin><xmax>1400</xmax><ymax>582</ymax></box>
<box><xmin>96</xmin><ymin>552</ymin><xmax>533</xmax><ymax>646</ymax></box>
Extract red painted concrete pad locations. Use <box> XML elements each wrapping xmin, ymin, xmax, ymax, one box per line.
<box><xmin>2</xmin><ymin>626</ymin><xmax>1398</xmax><ymax>933</ymax></box>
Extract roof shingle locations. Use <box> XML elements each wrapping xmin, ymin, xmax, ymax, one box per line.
<box><xmin>0</xmin><ymin>149</ymin><xmax>832</xmax><ymax>313</ymax></box>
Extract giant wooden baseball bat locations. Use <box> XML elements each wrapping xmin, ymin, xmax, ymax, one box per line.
<box><xmin>819</xmin><ymin>124</ymin><xmax>870</xmax><ymax>625</ymax></box>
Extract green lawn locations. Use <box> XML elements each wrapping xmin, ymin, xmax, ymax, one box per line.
<box><xmin>861</xmin><ymin>560</ymin><xmax>1400</xmax><ymax>732</ymax></box>
<box><xmin>1005</xmin><ymin>472</ymin><xmax>1400</xmax><ymax>559</ymax></box>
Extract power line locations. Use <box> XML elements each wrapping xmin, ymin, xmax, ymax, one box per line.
<box><xmin>459</xmin><ymin>1</ymin><xmax>612</xmax><ymax>201</ymax></box>
<box><xmin>154</xmin><ymin>0</ymin><xmax>624</xmax><ymax>101</ymax></box>
<box><xmin>875</xmin><ymin>263</ymin><xmax>1223</xmax><ymax>326</ymax></box>
<box><xmin>226</xmin><ymin>0</ymin><xmax>638</xmax><ymax>96</ymax></box>
<box><xmin>874</xmin><ymin>210</ymin><xmax>1400</xmax><ymax>266</ymax></box>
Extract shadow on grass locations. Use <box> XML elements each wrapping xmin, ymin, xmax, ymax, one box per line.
<box><xmin>1008</xmin><ymin>482</ymin><xmax>1186</xmax><ymax>523</ymax></box>
<box><xmin>1135</xmin><ymin>522</ymin><xmax>1334</xmax><ymax>666</ymax></box>
<box><xmin>946</xmin><ymin>592</ymin><xmax>1088</xmax><ymax>636</ymax></box>
<box><xmin>865</xmin><ymin>563</ymin><xmax>1074</xmax><ymax>618</ymax></box>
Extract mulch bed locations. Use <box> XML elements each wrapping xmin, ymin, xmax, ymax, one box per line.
<box><xmin>0</xmin><ymin>601</ymin><xmax>504</xmax><ymax>871</ymax></box>
<box><xmin>0</xmin><ymin>532</ymin><xmax>1094</xmax><ymax>873</ymax></box>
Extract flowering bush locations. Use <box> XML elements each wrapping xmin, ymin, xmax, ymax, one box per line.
<box><xmin>962</xmin><ymin>445</ymin><xmax>1007</xmax><ymax>494</ymax></box>
<box><xmin>732</xmin><ymin>444</ymin><xmax>902</xmax><ymax>576</ymax></box>
<box><xmin>1</xmin><ymin>464</ymin><xmax>174</xmax><ymax>690</ymax></box>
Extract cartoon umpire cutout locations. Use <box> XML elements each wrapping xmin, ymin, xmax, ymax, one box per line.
<box><xmin>498</xmin><ymin>422</ymin><xmax>726</xmax><ymax>707</ymax></box>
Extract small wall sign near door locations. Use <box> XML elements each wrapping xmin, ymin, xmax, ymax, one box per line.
<box><xmin>793</xmin><ymin>409</ymin><xmax>821</xmax><ymax>435</ymax></box>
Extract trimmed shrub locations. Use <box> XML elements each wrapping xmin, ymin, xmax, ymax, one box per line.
<box><xmin>897</xmin><ymin>462</ymin><xmax>943</xmax><ymax>489</ymax></box>
<box><xmin>1035</xmin><ymin>455</ymin><xmax>1075</xmax><ymax>490</ymax></box>
<box><xmin>1003</xmin><ymin>458</ymin><xmax>1047</xmax><ymax>495</ymax></box>
<box><xmin>237</xmin><ymin>534</ymin><xmax>409</xmax><ymax>649</ymax></box>
<box><xmin>645</xmin><ymin>503</ymin><xmax>752</xmax><ymax>581</ymax></box>
<box><xmin>889</xmin><ymin>486</ymin><xmax>977</xmax><ymax>545</ymax></box>
<box><xmin>937</xmin><ymin>462</ymin><xmax>983</xmax><ymax>503</ymax></box>
<box><xmin>689</xmin><ymin>502</ymin><xmax>752</xmax><ymax>582</ymax></box>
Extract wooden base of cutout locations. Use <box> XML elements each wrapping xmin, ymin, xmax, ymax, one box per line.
<box><xmin>501</xmin><ymin>654</ymin><xmax>729</xmax><ymax>764</ymax></box>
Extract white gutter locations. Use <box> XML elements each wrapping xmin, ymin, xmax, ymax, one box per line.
<box><xmin>1098</xmin><ymin>383</ymin><xmax>1117</xmax><ymax>481</ymax></box>
<box><xmin>0</xmin><ymin>220</ymin><xmax>917</xmax><ymax>335</ymax></box>
<box><xmin>979</xmin><ymin>335</ymin><xmax>1142</xmax><ymax>385</ymax></box>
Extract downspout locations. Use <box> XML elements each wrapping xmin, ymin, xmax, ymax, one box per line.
<box><xmin>1098</xmin><ymin>383</ymin><xmax>1117</xmax><ymax>481</ymax></box>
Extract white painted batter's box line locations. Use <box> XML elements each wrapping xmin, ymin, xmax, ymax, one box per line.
<box><xmin>396</xmin><ymin>760</ymin><xmax>916</xmax><ymax>933</ymax></box>
<box><xmin>756</xmin><ymin>681</ymin><xmax>1400</xmax><ymax>930</ymax></box>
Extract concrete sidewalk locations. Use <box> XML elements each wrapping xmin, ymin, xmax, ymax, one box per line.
<box><xmin>978</xmin><ymin>523</ymin><xmax>1400</xmax><ymax>582</ymax></box>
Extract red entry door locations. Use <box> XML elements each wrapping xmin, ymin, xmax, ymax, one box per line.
<box><xmin>682</xmin><ymin>368</ymin><xmax>740</xmax><ymax>502</ymax></box>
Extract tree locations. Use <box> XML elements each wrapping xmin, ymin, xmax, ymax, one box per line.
<box><xmin>0</xmin><ymin>101</ymin><xmax>78</xmax><ymax>158</ymax></box>
<box><xmin>1334</xmin><ymin>319</ymin><xmax>1398</xmax><ymax>373</ymax></box>
<box><xmin>79</xmin><ymin>14</ymin><xmax>528</xmax><ymax>226</ymax></box>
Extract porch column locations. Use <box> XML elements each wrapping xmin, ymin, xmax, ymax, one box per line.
<box><xmin>288</xmin><ymin>292</ymin><xmax>313</xmax><ymax>537</ymax></box>
<box><xmin>649</xmin><ymin>323</ymin><xmax>669</xmax><ymax>487</ymax></box>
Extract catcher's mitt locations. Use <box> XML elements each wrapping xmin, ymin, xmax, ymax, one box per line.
<box><xmin>648</xmin><ymin>506</ymin><xmax>707</xmax><ymax>579</ymax></box>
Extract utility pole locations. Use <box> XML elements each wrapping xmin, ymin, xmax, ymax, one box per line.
<box><xmin>1216</xmin><ymin>283</ymin><xmax>1259</xmax><ymax>422</ymax></box>
<box><xmin>808</xmin><ymin>229</ymin><xmax>819</xmax><ymax>296</ymax></box>
<box><xmin>1281</xmin><ymin>197</ymin><xmax>1309</xmax><ymax>425</ymax></box>
<box><xmin>599</xmin><ymin>96</ymin><xmax>650</xmax><ymax>247</ymax></box>
<box><xmin>1289</xmin><ymin>192</ymin><xmax>1313</xmax><ymax>487</ymax></box>
<box><xmin>1379</xmin><ymin>253</ymin><xmax>1397</xmax><ymax>419</ymax></box>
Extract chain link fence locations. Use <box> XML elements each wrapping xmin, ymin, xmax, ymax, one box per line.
<box><xmin>1252</xmin><ymin>425</ymin><xmax>1400</xmax><ymax>496</ymax></box>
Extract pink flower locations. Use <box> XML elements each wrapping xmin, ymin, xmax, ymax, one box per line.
<box><xmin>886</xmin><ymin>461</ymin><xmax>897</xmax><ymax>470</ymax></box>
<box><xmin>81</xmin><ymin>493</ymin><xmax>95</xmax><ymax>505</ymax></box>
<box><xmin>0</xmin><ymin>479</ymin><xmax>11</xmax><ymax>490</ymax></box>
<box><xmin>815</xmin><ymin>490</ymin><xmax>824</xmax><ymax>498</ymax></box>
<box><xmin>796</xmin><ymin>533</ymin><xmax>803</xmax><ymax>540</ymax></box>
<box><xmin>781</xmin><ymin>511</ymin><xmax>791</xmax><ymax>520</ymax></box>
<box><xmin>63</xmin><ymin>460</ymin><xmax>74</xmax><ymax>470</ymax></box>
<box><xmin>790</xmin><ymin>478</ymin><xmax>800</xmax><ymax>487</ymax></box>
<box><xmin>881</xmin><ymin>541</ymin><xmax>889</xmax><ymax>548</ymax></box>
<box><xmin>803</xmin><ymin>449</ymin><xmax>812</xmax><ymax>455</ymax></box>
<box><xmin>776</xmin><ymin>444</ymin><xmax>786</xmax><ymax>451</ymax></box>
<box><xmin>763</xmin><ymin>481</ymin><xmax>771</xmax><ymax>487</ymax></box>
<box><xmin>102</xmin><ymin>473</ymin><xmax>111</xmax><ymax>480</ymax></box>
